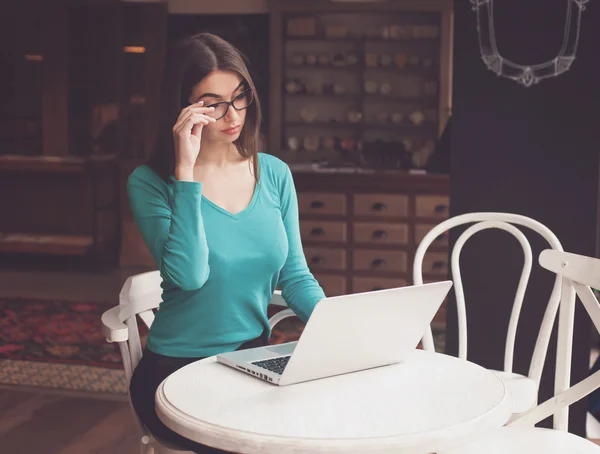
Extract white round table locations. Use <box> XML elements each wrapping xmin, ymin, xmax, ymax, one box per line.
<box><xmin>156</xmin><ymin>350</ymin><xmax>512</xmax><ymax>454</ymax></box>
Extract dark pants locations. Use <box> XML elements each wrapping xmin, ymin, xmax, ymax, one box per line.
<box><xmin>130</xmin><ymin>335</ymin><xmax>267</xmax><ymax>453</ymax></box>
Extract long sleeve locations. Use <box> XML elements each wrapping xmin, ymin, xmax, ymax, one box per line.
<box><xmin>277</xmin><ymin>166</ymin><xmax>326</xmax><ymax>322</ymax></box>
<box><xmin>127</xmin><ymin>167</ymin><xmax>210</xmax><ymax>291</ymax></box>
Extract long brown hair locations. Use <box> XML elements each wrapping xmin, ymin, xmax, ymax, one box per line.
<box><xmin>147</xmin><ymin>33</ymin><xmax>262</xmax><ymax>182</ymax></box>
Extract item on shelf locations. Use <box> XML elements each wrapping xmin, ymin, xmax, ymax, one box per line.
<box><xmin>365</xmin><ymin>53</ymin><xmax>379</xmax><ymax>67</ymax></box>
<box><xmin>325</xmin><ymin>25</ymin><xmax>349</xmax><ymax>39</ymax></box>
<box><xmin>379</xmin><ymin>83</ymin><xmax>392</xmax><ymax>95</ymax></box>
<box><xmin>285</xmin><ymin>79</ymin><xmax>301</xmax><ymax>95</ymax></box>
<box><xmin>391</xmin><ymin>112</ymin><xmax>404</xmax><ymax>125</ymax></box>
<box><xmin>346</xmin><ymin>52</ymin><xmax>359</xmax><ymax>66</ymax></box>
<box><xmin>305</xmin><ymin>54</ymin><xmax>317</xmax><ymax>65</ymax></box>
<box><xmin>303</xmin><ymin>135</ymin><xmax>320</xmax><ymax>151</ymax></box>
<box><xmin>287</xmin><ymin>17</ymin><xmax>317</xmax><ymax>37</ymax></box>
<box><xmin>346</xmin><ymin>108</ymin><xmax>363</xmax><ymax>124</ymax></box>
<box><xmin>411</xmin><ymin>25</ymin><xmax>439</xmax><ymax>39</ymax></box>
<box><xmin>300</xmin><ymin>106</ymin><xmax>318</xmax><ymax>123</ymax></box>
<box><xmin>364</xmin><ymin>80</ymin><xmax>378</xmax><ymax>94</ymax></box>
<box><xmin>411</xmin><ymin>140</ymin><xmax>437</xmax><ymax>168</ymax></box>
<box><xmin>333</xmin><ymin>84</ymin><xmax>346</xmax><ymax>94</ymax></box>
<box><xmin>340</xmin><ymin>137</ymin><xmax>358</xmax><ymax>151</ymax></box>
<box><xmin>409</xmin><ymin>110</ymin><xmax>426</xmax><ymax>126</ymax></box>
<box><xmin>291</xmin><ymin>53</ymin><xmax>304</xmax><ymax>66</ymax></box>
<box><xmin>408</xmin><ymin>55</ymin><xmax>421</xmax><ymax>66</ymax></box>
<box><xmin>390</xmin><ymin>25</ymin><xmax>411</xmax><ymax>39</ymax></box>
<box><xmin>287</xmin><ymin>136</ymin><xmax>300</xmax><ymax>151</ymax></box>
<box><xmin>394</xmin><ymin>53</ymin><xmax>408</xmax><ymax>69</ymax></box>
<box><xmin>318</xmin><ymin>54</ymin><xmax>331</xmax><ymax>65</ymax></box>
<box><xmin>360</xmin><ymin>139</ymin><xmax>411</xmax><ymax>170</ymax></box>
<box><xmin>321</xmin><ymin>136</ymin><xmax>336</xmax><ymax>149</ymax></box>
<box><xmin>422</xmin><ymin>80</ymin><xmax>438</xmax><ymax>96</ymax></box>
<box><xmin>379</xmin><ymin>54</ymin><xmax>393</xmax><ymax>67</ymax></box>
<box><xmin>331</xmin><ymin>52</ymin><xmax>347</xmax><ymax>67</ymax></box>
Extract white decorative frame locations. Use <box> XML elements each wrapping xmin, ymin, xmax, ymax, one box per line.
<box><xmin>470</xmin><ymin>0</ymin><xmax>590</xmax><ymax>87</ymax></box>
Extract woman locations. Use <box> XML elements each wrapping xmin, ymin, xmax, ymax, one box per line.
<box><xmin>127</xmin><ymin>33</ymin><xmax>325</xmax><ymax>453</ymax></box>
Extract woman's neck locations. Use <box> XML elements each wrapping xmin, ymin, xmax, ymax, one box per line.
<box><xmin>195</xmin><ymin>141</ymin><xmax>243</xmax><ymax>168</ymax></box>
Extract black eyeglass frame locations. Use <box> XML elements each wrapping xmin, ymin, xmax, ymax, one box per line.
<box><xmin>204</xmin><ymin>88</ymin><xmax>254</xmax><ymax>121</ymax></box>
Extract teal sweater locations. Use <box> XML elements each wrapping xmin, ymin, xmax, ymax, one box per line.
<box><xmin>127</xmin><ymin>153</ymin><xmax>325</xmax><ymax>357</ymax></box>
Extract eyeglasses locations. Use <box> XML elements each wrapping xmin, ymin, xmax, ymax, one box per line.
<box><xmin>205</xmin><ymin>89</ymin><xmax>254</xmax><ymax>121</ymax></box>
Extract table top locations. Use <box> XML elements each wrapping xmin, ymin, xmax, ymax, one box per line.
<box><xmin>156</xmin><ymin>350</ymin><xmax>512</xmax><ymax>454</ymax></box>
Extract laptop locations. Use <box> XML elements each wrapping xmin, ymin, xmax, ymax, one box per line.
<box><xmin>216</xmin><ymin>280</ymin><xmax>452</xmax><ymax>386</ymax></box>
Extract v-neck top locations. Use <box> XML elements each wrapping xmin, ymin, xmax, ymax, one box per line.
<box><xmin>127</xmin><ymin>153</ymin><xmax>326</xmax><ymax>357</ymax></box>
<box><xmin>196</xmin><ymin>174</ymin><xmax>261</xmax><ymax>220</ymax></box>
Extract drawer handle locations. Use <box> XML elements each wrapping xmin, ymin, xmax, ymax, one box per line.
<box><xmin>434</xmin><ymin>204</ymin><xmax>449</xmax><ymax>213</ymax></box>
<box><xmin>310</xmin><ymin>200</ymin><xmax>325</xmax><ymax>209</ymax></box>
<box><xmin>432</xmin><ymin>260</ymin><xmax>447</xmax><ymax>270</ymax></box>
<box><xmin>311</xmin><ymin>256</ymin><xmax>325</xmax><ymax>265</ymax></box>
<box><xmin>310</xmin><ymin>227</ymin><xmax>325</xmax><ymax>236</ymax></box>
<box><xmin>371</xmin><ymin>258</ymin><xmax>387</xmax><ymax>268</ymax></box>
<box><xmin>372</xmin><ymin>230</ymin><xmax>388</xmax><ymax>240</ymax></box>
<box><xmin>372</xmin><ymin>286</ymin><xmax>384</xmax><ymax>291</ymax></box>
<box><xmin>371</xmin><ymin>202</ymin><xmax>387</xmax><ymax>212</ymax></box>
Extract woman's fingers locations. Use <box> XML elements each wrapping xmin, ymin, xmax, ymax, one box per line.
<box><xmin>173</xmin><ymin>114</ymin><xmax>213</xmax><ymax>136</ymax></box>
<box><xmin>173</xmin><ymin>112</ymin><xmax>215</xmax><ymax>135</ymax></box>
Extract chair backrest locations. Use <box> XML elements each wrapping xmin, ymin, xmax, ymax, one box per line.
<box><xmin>509</xmin><ymin>250</ymin><xmax>600</xmax><ymax>431</ymax></box>
<box><xmin>118</xmin><ymin>270</ymin><xmax>163</xmax><ymax>383</ymax></box>
<box><xmin>413</xmin><ymin>213</ymin><xmax>571</xmax><ymax>396</ymax></box>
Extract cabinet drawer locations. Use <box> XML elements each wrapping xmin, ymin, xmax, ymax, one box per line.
<box><xmin>352</xmin><ymin>277</ymin><xmax>407</xmax><ymax>294</ymax></box>
<box><xmin>298</xmin><ymin>192</ymin><xmax>347</xmax><ymax>216</ymax></box>
<box><xmin>353</xmin><ymin>222</ymin><xmax>409</xmax><ymax>245</ymax></box>
<box><xmin>354</xmin><ymin>194</ymin><xmax>409</xmax><ymax>217</ymax></box>
<box><xmin>314</xmin><ymin>274</ymin><xmax>347</xmax><ymax>297</ymax></box>
<box><xmin>414</xmin><ymin>224</ymin><xmax>450</xmax><ymax>247</ymax></box>
<box><xmin>422</xmin><ymin>252</ymin><xmax>449</xmax><ymax>275</ymax></box>
<box><xmin>353</xmin><ymin>250</ymin><xmax>408</xmax><ymax>273</ymax></box>
<box><xmin>304</xmin><ymin>248</ymin><xmax>346</xmax><ymax>271</ymax></box>
<box><xmin>300</xmin><ymin>221</ymin><xmax>347</xmax><ymax>243</ymax></box>
<box><xmin>415</xmin><ymin>195</ymin><xmax>450</xmax><ymax>219</ymax></box>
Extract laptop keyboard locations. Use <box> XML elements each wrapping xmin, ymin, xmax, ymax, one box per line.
<box><xmin>252</xmin><ymin>356</ymin><xmax>291</xmax><ymax>375</ymax></box>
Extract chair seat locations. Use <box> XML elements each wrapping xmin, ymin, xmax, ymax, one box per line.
<box><xmin>491</xmin><ymin>370</ymin><xmax>537</xmax><ymax>414</ymax></box>
<box><xmin>439</xmin><ymin>426</ymin><xmax>600</xmax><ymax>453</ymax></box>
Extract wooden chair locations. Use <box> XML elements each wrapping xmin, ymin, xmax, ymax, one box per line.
<box><xmin>438</xmin><ymin>250</ymin><xmax>600</xmax><ymax>453</ymax></box>
<box><xmin>101</xmin><ymin>270</ymin><xmax>291</xmax><ymax>454</ymax></box>
<box><xmin>414</xmin><ymin>213</ymin><xmax>574</xmax><ymax>425</ymax></box>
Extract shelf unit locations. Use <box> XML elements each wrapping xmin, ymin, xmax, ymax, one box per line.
<box><xmin>268</xmin><ymin>0</ymin><xmax>453</xmax><ymax>170</ymax></box>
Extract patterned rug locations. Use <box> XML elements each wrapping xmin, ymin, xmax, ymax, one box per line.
<box><xmin>0</xmin><ymin>297</ymin><xmax>304</xmax><ymax>394</ymax></box>
<box><xmin>0</xmin><ymin>297</ymin><xmax>444</xmax><ymax>394</ymax></box>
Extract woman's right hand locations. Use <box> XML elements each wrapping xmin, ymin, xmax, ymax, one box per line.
<box><xmin>172</xmin><ymin>101</ymin><xmax>217</xmax><ymax>179</ymax></box>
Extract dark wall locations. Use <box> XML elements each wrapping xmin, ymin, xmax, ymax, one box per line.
<box><xmin>450</xmin><ymin>0</ymin><xmax>600</xmax><ymax>435</ymax></box>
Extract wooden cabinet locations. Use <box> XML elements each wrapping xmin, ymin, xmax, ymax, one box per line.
<box><xmin>295</xmin><ymin>172</ymin><xmax>449</xmax><ymax>296</ymax></box>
